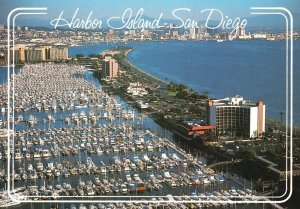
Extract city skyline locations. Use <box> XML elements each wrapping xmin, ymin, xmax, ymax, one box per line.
<box><xmin>1</xmin><ymin>0</ymin><xmax>300</xmax><ymax>29</ymax></box>
<box><xmin>0</xmin><ymin>2</ymin><xmax>298</xmax><ymax>208</ymax></box>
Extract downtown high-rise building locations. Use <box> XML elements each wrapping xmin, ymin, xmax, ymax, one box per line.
<box><xmin>189</xmin><ymin>25</ymin><xmax>196</xmax><ymax>39</ymax></box>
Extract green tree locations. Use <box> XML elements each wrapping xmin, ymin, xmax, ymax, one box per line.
<box><xmin>89</xmin><ymin>54</ymin><xmax>99</xmax><ymax>58</ymax></box>
<box><xmin>178</xmin><ymin>84</ymin><xmax>188</xmax><ymax>91</ymax></box>
<box><xmin>167</xmin><ymin>82</ymin><xmax>176</xmax><ymax>91</ymax></box>
<box><xmin>176</xmin><ymin>91</ymin><xmax>189</xmax><ymax>99</ymax></box>
<box><xmin>75</xmin><ymin>53</ymin><xmax>85</xmax><ymax>58</ymax></box>
<box><xmin>113</xmin><ymin>54</ymin><xmax>125</xmax><ymax>61</ymax></box>
<box><xmin>244</xmin><ymin>148</ymin><xmax>256</xmax><ymax>159</ymax></box>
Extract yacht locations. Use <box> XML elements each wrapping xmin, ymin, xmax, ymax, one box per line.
<box><xmin>100</xmin><ymin>167</ymin><xmax>107</xmax><ymax>173</ymax></box>
<box><xmin>72</xmin><ymin>113</ymin><xmax>79</xmax><ymax>124</ymax></box>
<box><xmin>47</xmin><ymin>114</ymin><xmax>55</xmax><ymax>123</ymax></box>
<box><xmin>54</xmin><ymin>169</ymin><xmax>61</xmax><ymax>177</ymax></box>
<box><xmin>25</xmin><ymin>152</ymin><xmax>31</xmax><ymax>159</ymax></box>
<box><xmin>28</xmin><ymin>170</ymin><xmax>38</xmax><ymax>179</ymax></box>
<box><xmin>86</xmin><ymin>185</ymin><xmax>95</xmax><ymax>196</ymax></box>
<box><xmin>65</xmin><ymin>116</ymin><xmax>71</xmax><ymax>124</ymax></box>
<box><xmin>14</xmin><ymin>150</ymin><xmax>22</xmax><ymax>160</ymax></box>
<box><xmin>27</xmin><ymin>164</ymin><xmax>33</xmax><ymax>171</ymax></box>
<box><xmin>201</xmin><ymin>176</ymin><xmax>210</xmax><ymax>184</ymax></box>
<box><xmin>146</xmin><ymin>143</ymin><xmax>154</xmax><ymax>152</ymax></box>
<box><xmin>143</xmin><ymin>154</ymin><xmax>151</xmax><ymax>163</ymax></box>
<box><xmin>164</xmin><ymin>171</ymin><xmax>172</xmax><ymax>179</ymax></box>
<box><xmin>267</xmin><ymin>37</ymin><xmax>276</xmax><ymax>41</ymax></box>
<box><xmin>46</xmin><ymin>169</ymin><xmax>52</xmax><ymax>178</ymax></box>
<box><xmin>36</xmin><ymin>105</ymin><xmax>42</xmax><ymax>112</ymax></box>
<box><xmin>80</xmin><ymin>111</ymin><xmax>88</xmax><ymax>123</ymax></box>
<box><xmin>21</xmin><ymin>173</ymin><xmax>28</xmax><ymax>180</ymax></box>
<box><xmin>28</xmin><ymin>115</ymin><xmax>37</xmax><ymax>126</ymax></box>
<box><xmin>90</xmin><ymin>111</ymin><xmax>96</xmax><ymax>122</ymax></box>
<box><xmin>96</xmin><ymin>146</ymin><xmax>103</xmax><ymax>154</ymax></box>
<box><xmin>37</xmin><ymin>162</ymin><xmax>44</xmax><ymax>171</ymax></box>
<box><xmin>33</xmin><ymin>150</ymin><xmax>41</xmax><ymax>158</ymax></box>
<box><xmin>41</xmin><ymin>149</ymin><xmax>51</xmax><ymax>158</ymax></box>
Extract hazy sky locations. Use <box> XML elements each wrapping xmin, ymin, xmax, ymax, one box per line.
<box><xmin>0</xmin><ymin>0</ymin><xmax>299</xmax><ymax>26</ymax></box>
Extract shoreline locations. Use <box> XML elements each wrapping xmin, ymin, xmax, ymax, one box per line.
<box><xmin>100</xmin><ymin>47</ymin><xmax>168</xmax><ymax>88</ymax></box>
<box><xmin>68</xmin><ymin>39</ymin><xmax>291</xmax><ymax>47</ymax></box>
<box><xmin>124</xmin><ymin>48</ymin><xmax>169</xmax><ymax>86</ymax></box>
<box><xmin>1</xmin><ymin>52</ymin><xmax>299</xmax><ymax>131</ymax></box>
<box><xmin>92</xmin><ymin>59</ymin><xmax>289</xmax><ymax>196</ymax></box>
<box><xmin>120</xmin><ymin>48</ymin><xmax>300</xmax><ymax>131</ymax></box>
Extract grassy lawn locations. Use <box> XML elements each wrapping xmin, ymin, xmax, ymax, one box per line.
<box><xmin>162</xmin><ymin>89</ymin><xmax>177</xmax><ymax>96</ymax></box>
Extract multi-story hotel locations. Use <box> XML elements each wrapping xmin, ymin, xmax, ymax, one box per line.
<box><xmin>101</xmin><ymin>56</ymin><xmax>119</xmax><ymax>80</ymax></box>
<box><xmin>206</xmin><ymin>95</ymin><xmax>265</xmax><ymax>138</ymax></box>
<box><xmin>10</xmin><ymin>45</ymin><xmax>68</xmax><ymax>62</ymax></box>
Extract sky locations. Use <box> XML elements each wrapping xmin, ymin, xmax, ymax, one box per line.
<box><xmin>0</xmin><ymin>0</ymin><xmax>299</xmax><ymax>28</ymax></box>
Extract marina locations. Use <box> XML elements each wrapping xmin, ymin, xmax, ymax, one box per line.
<box><xmin>0</xmin><ymin>64</ymin><xmax>258</xmax><ymax>208</ymax></box>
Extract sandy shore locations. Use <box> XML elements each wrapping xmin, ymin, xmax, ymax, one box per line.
<box><xmin>101</xmin><ymin>48</ymin><xmax>168</xmax><ymax>87</ymax></box>
<box><xmin>123</xmin><ymin>48</ymin><xmax>169</xmax><ymax>86</ymax></box>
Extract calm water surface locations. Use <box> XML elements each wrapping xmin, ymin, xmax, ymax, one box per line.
<box><xmin>68</xmin><ymin>40</ymin><xmax>300</xmax><ymax>126</ymax></box>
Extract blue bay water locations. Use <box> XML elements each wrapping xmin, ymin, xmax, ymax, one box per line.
<box><xmin>1</xmin><ymin>40</ymin><xmax>298</xmax><ymax>126</ymax></box>
<box><xmin>0</xmin><ymin>42</ymin><xmax>297</xmax><ymax>209</ymax></box>
<box><xmin>68</xmin><ymin>40</ymin><xmax>300</xmax><ymax>126</ymax></box>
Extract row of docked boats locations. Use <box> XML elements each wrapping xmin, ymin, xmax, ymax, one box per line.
<box><xmin>0</xmin><ymin>64</ymin><xmax>256</xmax><ymax>208</ymax></box>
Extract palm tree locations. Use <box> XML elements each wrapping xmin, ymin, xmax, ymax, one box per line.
<box><xmin>280</xmin><ymin>111</ymin><xmax>284</xmax><ymax>123</ymax></box>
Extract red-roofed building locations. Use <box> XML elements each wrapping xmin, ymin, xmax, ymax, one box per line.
<box><xmin>176</xmin><ymin>121</ymin><xmax>216</xmax><ymax>139</ymax></box>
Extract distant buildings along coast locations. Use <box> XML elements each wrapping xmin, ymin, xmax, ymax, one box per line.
<box><xmin>9</xmin><ymin>44</ymin><xmax>68</xmax><ymax>63</ymax></box>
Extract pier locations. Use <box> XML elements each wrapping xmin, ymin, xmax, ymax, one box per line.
<box><xmin>207</xmin><ymin>159</ymin><xmax>242</xmax><ymax>169</ymax></box>
<box><xmin>0</xmin><ymin>63</ymin><xmax>264</xmax><ymax>208</ymax></box>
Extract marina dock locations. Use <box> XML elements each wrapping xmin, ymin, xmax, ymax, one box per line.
<box><xmin>0</xmin><ymin>64</ymin><xmax>257</xmax><ymax>208</ymax></box>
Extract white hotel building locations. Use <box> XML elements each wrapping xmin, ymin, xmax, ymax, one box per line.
<box><xmin>206</xmin><ymin>95</ymin><xmax>265</xmax><ymax>138</ymax></box>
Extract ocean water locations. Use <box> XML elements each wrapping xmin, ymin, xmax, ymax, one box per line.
<box><xmin>68</xmin><ymin>40</ymin><xmax>300</xmax><ymax>126</ymax></box>
<box><xmin>0</xmin><ymin>42</ymin><xmax>292</xmax><ymax>208</ymax></box>
<box><xmin>0</xmin><ymin>68</ymin><xmax>265</xmax><ymax>209</ymax></box>
<box><xmin>1</xmin><ymin>40</ymin><xmax>299</xmax><ymax>126</ymax></box>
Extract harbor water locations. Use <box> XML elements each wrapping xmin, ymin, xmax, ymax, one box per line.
<box><xmin>69</xmin><ymin>40</ymin><xmax>300</xmax><ymax>126</ymax></box>
<box><xmin>0</xmin><ymin>64</ymin><xmax>266</xmax><ymax>209</ymax></box>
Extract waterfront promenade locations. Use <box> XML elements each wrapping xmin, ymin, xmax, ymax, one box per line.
<box><xmin>124</xmin><ymin>49</ymin><xmax>168</xmax><ymax>86</ymax></box>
